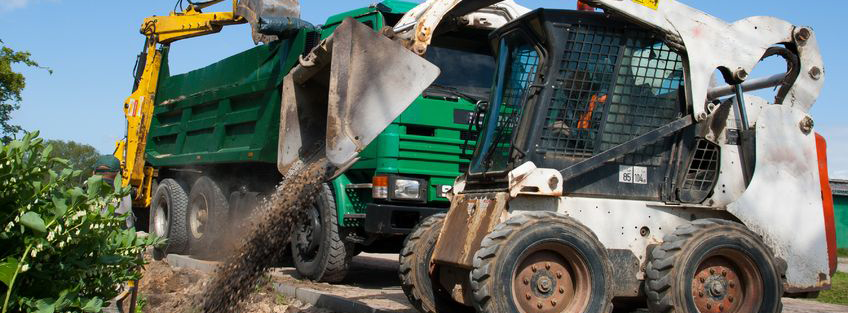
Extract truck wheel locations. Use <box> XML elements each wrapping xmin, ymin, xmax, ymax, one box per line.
<box><xmin>471</xmin><ymin>211</ymin><xmax>613</xmax><ymax>313</ymax></box>
<box><xmin>645</xmin><ymin>219</ymin><xmax>783</xmax><ymax>313</ymax></box>
<box><xmin>291</xmin><ymin>184</ymin><xmax>351</xmax><ymax>283</ymax></box>
<box><xmin>187</xmin><ymin>176</ymin><xmax>230</xmax><ymax>259</ymax></box>
<box><xmin>149</xmin><ymin>178</ymin><xmax>189</xmax><ymax>259</ymax></box>
<box><xmin>399</xmin><ymin>213</ymin><xmax>473</xmax><ymax>313</ymax></box>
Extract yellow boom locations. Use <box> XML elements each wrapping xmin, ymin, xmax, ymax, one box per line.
<box><xmin>115</xmin><ymin>0</ymin><xmax>246</xmax><ymax>207</ymax></box>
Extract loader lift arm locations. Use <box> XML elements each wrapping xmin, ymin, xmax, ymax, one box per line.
<box><xmin>116</xmin><ymin>0</ymin><xmax>249</xmax><ymax>207</ymax></box>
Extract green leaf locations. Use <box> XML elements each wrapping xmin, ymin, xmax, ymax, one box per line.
<box><xmin>0</xmin><ymin>258</ymin><xmax>19</xmax><ymax>287</ymax></box>
<box><xmin>114</xmin><ymin>173</ymin><xmax>122</xmax><ymax>194</ymax></box>
<box><xmin>41</xmin><ymin>144</ymin><xmax>53</xmax><ymax>160</ymax></box>
<box><xmin>81</xmin><ymin>297</ymin><xmax>103</xmax><ymax>312</ymax></box>
<box><xmin>21</xmin><ymin>211</ymin><xmax>47</xmax><ymax>233</ymax></box>
<box><xmin>34</xmin><ymin>298</ymin><xmax>56</xmax><ymax>313</ymax></box>
<box><xmin>87</xmin><ymin>176</ymin><xmax>102</xmax><ymax>197</ymax></box>
<box><xmin>52</xmin><ymin>197</ymin><xmax>68</xmax><ymax>217</ymax></box>
<box><xmin>97</xmin><ymin>255</ymin><xmax>123</xmax><ymax>265</ymax></box>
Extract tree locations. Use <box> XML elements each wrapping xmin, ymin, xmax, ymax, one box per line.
<box><xmin>45</xmin><ymin>140</ymin><xmax>101</xmax><ymax>186</ymax></box>
<box><xmin>0</xmin><ymin>39</ymin><xmax>50</xmax><ymax>143</ymax></box>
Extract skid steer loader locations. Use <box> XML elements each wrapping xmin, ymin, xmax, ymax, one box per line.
<box><xmin>397</xmin><ymin>1</ymin><xmax>837</xmax><ymax>313</ymax></box>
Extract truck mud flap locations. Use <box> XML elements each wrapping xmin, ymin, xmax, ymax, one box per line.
<box><xmin>277</xmin><ymin>18</ymin><xmax>440</xmax><ymax>176</ymax></box>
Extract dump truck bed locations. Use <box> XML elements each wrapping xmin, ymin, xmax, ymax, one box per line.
<box><xmin>145</xmin><ymin>31</ymin><xmax>313</xmax><ymax>167</ymax></box>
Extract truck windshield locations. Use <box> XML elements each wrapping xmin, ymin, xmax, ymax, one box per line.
<box><xmin>424</xmin><ymin>44</ymin><xmax>495</xmax><ymax>101</ymax></box>
<box><xmin>469</xmin><ymin>31</ymin><xmax>539</xmax><ymax>174</ymax></box>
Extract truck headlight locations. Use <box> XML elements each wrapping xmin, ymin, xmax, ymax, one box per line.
<box><xmin>391</xmin><ymin>177</ymin><xmax>426</xmax><ymax>201</ymax></box>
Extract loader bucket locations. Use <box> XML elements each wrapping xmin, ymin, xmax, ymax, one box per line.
<box><xmin>278</xmin><ymin>18</ymin><xmax>440</xmax><ymax>175</ymax></box>
<box><xmin>237</xmin><ymin>0</ymin><xmax>301</xmax><ymax>43</ymax></box>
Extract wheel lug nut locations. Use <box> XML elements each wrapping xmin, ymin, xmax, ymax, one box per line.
<box><xmin>707</xmin><ymin>303</ymin><xmax>712</xmax><ymax>309</ymax></box>
<box><xmin>709</xmin><ymin>268</ymin><xmax>715</xmax><ymax>275</ymax></box>
<box><xmin>729</xmin><ymin>282</ymin><xmax>735</xmax><ymax>288</ymax></box>
<box><xmin>700</xmin><ymin>277</ymin><xmax>706</xmax><ymax>283</ymax></box>
<box><xmin>720</xmin><ymin>304</ymin><xmax>725</xmax><ymax>311</ymax></box>
<box><xmin>526</xmin><ymin>293</ymin><xmax>532</xmax><ymax>300</ymax></box>
<box><xmin>556</xmin><ymin>272</ymin><xmax>562</xmax><ymax>279</ymax></box>
<box><xmin>551</xmin><ymin>300</ymin><xmax>557</xmax><ymax>306</ymax></box>
<box><xmin>531</xmin><ymin>265</ymin><xmax>537</xmax><ymax>272</ymax></box>
<box><xmin>722</xmin><ymin>270</ymin><xmax>727</xmax><ymax>277</ymax></box>
<box><xmin>524</xmin><ymin>277</ymin><xmax>529</xmax><ymax>285</ymax></box>
<box><xmin>698</xmin><ymin>291</ymin><xmax>704</xmax><ymax>297</ymax></box>
<box><xmin>537</xmin><ymin>302</ymin><xmax>543</xmax><ymax>309</ymax></box>
<box><xmin>545</xmin><ymin>262</ymin><xmax>551</xmax><ymax>270</ymax></box>
<box><xmin>559</xmin><ymin>287</ymin><xmax>565</xmax><ymax>294</ymax></box>
<box><xmin>728</xmin><ymin>296</ymin><xmax>734</xmax><ymax>302</ymax></box>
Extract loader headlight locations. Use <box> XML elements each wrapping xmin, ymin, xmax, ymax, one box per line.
<box><xmin>390</xmin><ymin>177</ymin><xmax>426</xmax><ymax>201</ymax></box>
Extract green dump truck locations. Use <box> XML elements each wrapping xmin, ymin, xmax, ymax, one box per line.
<box><xmin>144</xmin><ymin>1</ymin><xmax>527</xmax><ymax>282</ymax></box>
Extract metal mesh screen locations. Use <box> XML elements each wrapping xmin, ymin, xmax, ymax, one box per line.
<box><xmin>541</xmin><ymin>24</ymin><xmax>620</xmax><ymax>157</ymax></box>
<box><xmin>539</xmin><ymin>25</ymin><xmax>684</xmax><ymax>166</ymax></box>
<box><xmin>680</xmin><ymin>139</ymin><xmax>720</xmax><ymax>193</ymax></box>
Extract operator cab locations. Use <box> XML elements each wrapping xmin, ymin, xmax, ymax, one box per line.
<box><xmin>467</xmin><ymin>9</ymin><xmax>702</xmax><ymax>202</ymax></box>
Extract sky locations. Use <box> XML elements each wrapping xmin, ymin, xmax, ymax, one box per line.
<box><xmin>1</xmin><ymin>0</ymin><xmax>847</xmax><ymax>177</ymax></box>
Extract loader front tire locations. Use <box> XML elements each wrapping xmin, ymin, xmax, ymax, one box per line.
<box><xmin>644</xmin><ymin>219</ymin><xmax>783</xmax><ymax>313</ymax></box>
<box><xmin>471</xmin><ymin>211</ymin><xmax>613</xmax><ymax>313</ymax></box>
<box><xmin>291</xmin><ymin>184</ymin><xmax>351</xmax><ymax>283</ymax></box>
<box><xmin>399</xmin><ymin>213</ymin><xmax>473</xmax><ymax>313</ymax></box>
<box><xmin>150</xmin><ymin>178</ymin><xmax>189</xmax><ymax>259</ymax></box>
<box><xmin>187</xmin><ymin>176</ymin><xmax>230</xmax><ymax>259</ymax></box>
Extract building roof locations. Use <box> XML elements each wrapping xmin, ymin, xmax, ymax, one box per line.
<box><xmin>831</xmin><ymin>179</ymin><xmax>848</xmax><ymax>196</ymax></box>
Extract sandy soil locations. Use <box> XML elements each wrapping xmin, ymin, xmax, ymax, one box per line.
<box><xmin>138</xmin><ymin>254</ymin><xmax>333</xmax><ymax>313</ymax></box>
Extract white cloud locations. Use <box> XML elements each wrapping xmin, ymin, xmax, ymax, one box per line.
<box><xmin>0</xmin><ymin>0</ymin><xmax>58</xmax><ymax>12</ymax></box>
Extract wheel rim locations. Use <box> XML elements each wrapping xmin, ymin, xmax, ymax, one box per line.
<box><xmin>691</xmin><ymin>248</ymin><xmax>762</xmax><ymax>313</ymax></box>
<box><xmin>294</xmin><ymin>204</ymin><xmax>323</xmax><ymax>260</ymax></box>
<box><xmin>153</xmin><ymin>194</ymin><xmax>169</xmax><ymax>237</ymax></box>
<box><xmin>189</xmin><ymin>193</ymin><xmax>209</xmax><ymax>240</ymax></box>
<box><xmin>512</xmin><ymin>242</ymin><xmax>591</xmax><ymax>313</ymax></box>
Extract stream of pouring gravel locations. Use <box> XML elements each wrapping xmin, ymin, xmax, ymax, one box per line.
<box><xmin>200</xmin><ymin>156</ymin><xmax>332</xmax><ymax>313</ymax></box>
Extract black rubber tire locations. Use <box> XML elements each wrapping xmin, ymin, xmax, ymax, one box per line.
<box><xmin>149</xmin><ymin>178</ymin><xmax>189</xmax><ymax>258</ymax></box>
<box><xmin>471</xmin><ymin>211</ymin><xmax>613</xmax><ymax>313</ymax></box>
<box><xmin>291</xmin><ymin>184</ymin><xmax>351</xmax><ymax>283</ymax></box>
<box><xmin>399</xmin><ymin>213</ymin><xmax>473</xmax><ymax>313</ymax></box>
<box><xmin>644</xmin><ymin>219</ymin><xmax>783</xmax><ymax>313</ymax></box>
<box><xmin>187</xmin><ymin>176</ymin><xmax>230</xmax><ymax>259</ymax></box>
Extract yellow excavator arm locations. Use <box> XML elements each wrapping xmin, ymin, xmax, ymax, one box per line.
<box><xmin>115</xmin><ymin>0</ymin><xmax>247</xmax><ymax>207</ymax></box>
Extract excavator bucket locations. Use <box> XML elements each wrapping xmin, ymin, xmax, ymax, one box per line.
<box><xmin>278</xmin><ymin>18</ymin><xmax>440</xmax><ymax>175</ymax></box>
<box><xmin>237</xmin><ymin>0</ymin><xmax>301</xmax><ymax>43</ymax></box>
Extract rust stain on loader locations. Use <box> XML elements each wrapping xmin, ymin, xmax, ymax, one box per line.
<box><xmin>432</xmin><ymin>192</ymin><xmax>509</xmax><ymax>269</ymax></box>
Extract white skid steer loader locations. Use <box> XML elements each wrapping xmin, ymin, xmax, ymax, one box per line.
<box><xmin>391</xmin><ymin>1</ymin><xmax>838</xmax><ymax>313</ymax></box>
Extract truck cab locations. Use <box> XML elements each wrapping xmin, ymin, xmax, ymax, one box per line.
<box><xmin>289</xmin><ymin>1</ymin><xmax>528</xmax><ymax>282</ymax></box>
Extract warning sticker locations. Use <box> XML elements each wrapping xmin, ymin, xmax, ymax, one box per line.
<box><xmin>619</xmin><ymin>165</ymin><xmax>648</xmax><ymax>184</ymax></box>
<box><xmin>632</xmin><ymin>0</ymin><xmax>659</xmax><ymax>10</ymax></box>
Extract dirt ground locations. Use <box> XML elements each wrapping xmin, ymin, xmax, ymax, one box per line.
<box><xmin>137</xmin><ymin>253</ymin><xmax>333</xmax><ymax>313</ymax></box>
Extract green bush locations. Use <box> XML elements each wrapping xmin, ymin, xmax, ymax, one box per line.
<box><xmin>0</xmin><ymin>132</ymin><xmax>161</xmax><ymax>313</ymax></box>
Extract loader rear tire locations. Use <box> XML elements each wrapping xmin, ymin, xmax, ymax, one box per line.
<box><xmin>150</xmin><ymin>178</ymin><xmax>189</xmax><ymax>259</ymax></box>
<box><xmin>471</xmin><ymin>211</ymin><xmax>613</xmax><ymax>313</ymax></box>
<box><xmin>399</xmin><ymin>213</ymin><xmax>473</xmax><ymax>313</ymax></box>
<box><xmin>291</xmin><ymin>184</ymin><xmax>351</xmax><ymax>283</ymax></box>
<box><xmin>187</xmin><ymin>176</ymin><xmax>231</xmax><ymax>259</ymax></box>
<box><xmin>644</xmin><ymin>219</ymin><xmax>783</xmax><ymax>313</ymax></box>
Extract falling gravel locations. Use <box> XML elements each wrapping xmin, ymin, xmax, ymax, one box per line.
<box><xmin>201</xmin><ymin>156</ymin><xmax>332</xmax><ymax>313</ymax></box>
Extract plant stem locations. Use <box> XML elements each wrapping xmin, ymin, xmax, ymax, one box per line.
<box><xmin>2</xmin><ymin>219</ymin><xmax>56</xmax><ymax>313</ymax></box>
<box><xmin>2</xmin><ymin>243</ymin><xmax>33</xmax><ymax>313</ymax></box>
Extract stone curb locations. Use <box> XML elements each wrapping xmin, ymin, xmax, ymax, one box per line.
<box><xmin>162</xmin><ymin>254</ymin><xmax>392</xmax><ymax>313</ymax></box>
<box><xmin>272</xmin><ymin>282</ymin><xmax>394</xmax><ymax>313</ymax></box>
